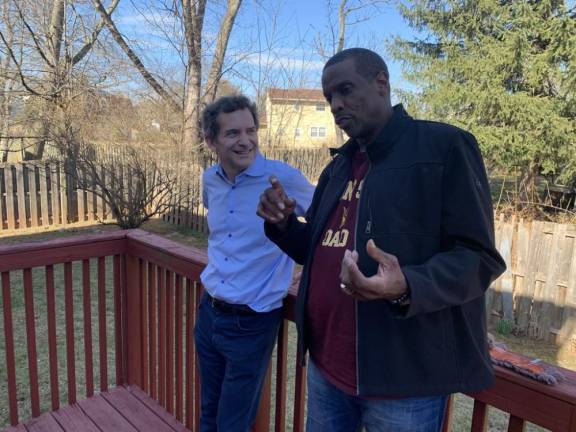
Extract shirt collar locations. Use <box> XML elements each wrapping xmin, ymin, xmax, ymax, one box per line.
<box><xmin>216</xmin><ymin>151</ymin><xmax>267</xmax><ymax>182</ymax></box>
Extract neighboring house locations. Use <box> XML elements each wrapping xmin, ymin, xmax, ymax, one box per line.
<box><xmin>261</xmin><ymin>88</ymin><xmax>344</xmax><ymax>148</ymax></box>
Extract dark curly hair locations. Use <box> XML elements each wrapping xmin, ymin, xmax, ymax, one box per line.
<box><xmin>201</xmin><ymin>95</ymin><xmax>259</xmax><ymax>140</ymax></box>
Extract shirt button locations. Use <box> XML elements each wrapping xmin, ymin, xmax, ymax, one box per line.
<box><xmin>228</xmin><ymin>233</ymin><xmax>232</xmax><ymax>238</ymax></box>
<box><xmin>220</xmin><ymin>280</ymin><xmax>224</xmax><ymax>284</ymax></box>
<box><xmin>232</xmin><ymin>186</ymin><xmax>236</xmax><ymax>189</ymax></box>
<box><xmin>225</xmin><ymin>257</ymin><xmax>228</xmax><ymax>261</ymax></box>
<box><xmin>229</xmin><ymin>210</ymin><xmax>234</xmax><ymax>214</ymax></box>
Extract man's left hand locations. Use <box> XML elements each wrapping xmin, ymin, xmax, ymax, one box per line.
<box><xmin>339</xmin><ymin>239</ymin><xmax>408</xmax><ymax>301</ymax></box>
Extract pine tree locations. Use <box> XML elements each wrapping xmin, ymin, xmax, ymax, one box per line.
<box><xmin>391</xmin><ymin>0</ymin><xmax>576</xmax><ymax>206</ymax></box>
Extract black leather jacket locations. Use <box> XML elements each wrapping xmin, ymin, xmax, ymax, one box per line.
<box><xmin>266</xmin><ymin>105</ymin><xmax>506</xmax><ymax>397</ymax></box>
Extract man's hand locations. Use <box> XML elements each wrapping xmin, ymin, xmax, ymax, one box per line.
<box><xmin>256</xmin><ymin>176</ymin><xmax>297</xmax><ymax>231</ymax></box>
<box><xmin>339</xmin><ymin>239</ymin><xmax>407</xmax><ymax>301</ymax></box>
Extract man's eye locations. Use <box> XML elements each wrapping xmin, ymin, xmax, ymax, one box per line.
<box><xmin>341</xmin><ymin>85</ymin><xmax>352</xmax><ymax>95</ymax></box>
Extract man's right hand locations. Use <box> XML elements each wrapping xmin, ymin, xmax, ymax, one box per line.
<box><xmin>256</xmin><ymin>176</ymin><xmax>296</xmax><ymax>231</ymax></box>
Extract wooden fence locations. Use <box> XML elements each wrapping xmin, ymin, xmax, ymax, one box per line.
<box><xmin>160</xmin><ymin>147</ymin><xmax>331</xmax><ymax>231</ymax></box>
<box><xmin>489</xmin><ymin>215</ymin><xmax>576</xmax><ymax>343</ymax></box>
<box><xmin>0</xmin><ymin>162</ymin><xmax>112</xmax><ymax>231</ymax></box>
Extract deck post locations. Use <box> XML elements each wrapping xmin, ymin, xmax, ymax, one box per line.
<box><xmin>125</xmin><ymin>253</ymin><xmax>143</xmax><ymax>387</ymax></box>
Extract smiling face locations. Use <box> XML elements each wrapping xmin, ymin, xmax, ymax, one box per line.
<box><xmin>206</xmin><ymin>108</ymin><xmax>258</xmax><ymax>181</ymax></box>
<box><xmin>322</xmin><ymin>58</ymin><xmax>392</xmax><ymax>145</ymax></box>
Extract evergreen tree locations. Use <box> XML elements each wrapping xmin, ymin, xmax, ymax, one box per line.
<box><xmin>391</xmin><ymin>0</ymin><xmax>576</xmax><ymax>206</ymax></box>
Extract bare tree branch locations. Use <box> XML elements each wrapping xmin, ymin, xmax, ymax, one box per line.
<box><xmin>92</xmin><ymin>0</ymin><xmax>183</xmax><ymax>112</ymax></box>
<box><xmin>72</xmin><ymin>0</ymin><xmax>121</xmax><ymax>65</ymax></box>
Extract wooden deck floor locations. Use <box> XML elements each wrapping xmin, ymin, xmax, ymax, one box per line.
<box><xmin>2</xmin><ymin>385</ymin><xmax>190</xmax><ymax>432</ymax></box>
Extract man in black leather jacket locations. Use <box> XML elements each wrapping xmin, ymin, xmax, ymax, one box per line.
<box><xmin>257</xmin><ymin>48</ymin><xmax>506</xmax><ymax>432</ymax></box>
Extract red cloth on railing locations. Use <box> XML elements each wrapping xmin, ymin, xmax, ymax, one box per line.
<box><xmin>489</xmin><ymin>345</ymin><xmax>565</xmax><ymax>385</ymax></box>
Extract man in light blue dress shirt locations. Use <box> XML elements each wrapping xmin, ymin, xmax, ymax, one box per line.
<box><xmin>195</xmin><ymin>95</ymin><xmax>314</xmax><ymax>431</ymax></box>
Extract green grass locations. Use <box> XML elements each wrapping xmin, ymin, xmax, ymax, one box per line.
<box><xmin>1</xmin><ymin>221</ymin><xmax>574</xmax><ymax>431</ymax></box>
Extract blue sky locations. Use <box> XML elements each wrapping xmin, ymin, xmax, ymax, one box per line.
<box><xmin>114</xmin><ymin>0</ymin><xmax>420</xmax><ymax>99</ymax></box>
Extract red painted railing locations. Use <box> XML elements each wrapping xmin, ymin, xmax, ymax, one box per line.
<box><xmin>1</xmin><ymin>230</ymin><xmax>575</xmax><ymax>431</ymax></box>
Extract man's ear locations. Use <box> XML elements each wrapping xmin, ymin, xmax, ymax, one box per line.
<box><xmin>205</xmin><ymin>136</ymin><xmax>215</xmax><ymax>151</ymax></box>
<box><xmin>374</xmin><ymin>70</ymin><xmax>390</xmax><ymax>96</ymax></box>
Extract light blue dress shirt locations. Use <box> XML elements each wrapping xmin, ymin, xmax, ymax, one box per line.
<box><xmin>200</xmin><ymin>152</ymin><xmax>315</xmax><ymax>312</ymax></box>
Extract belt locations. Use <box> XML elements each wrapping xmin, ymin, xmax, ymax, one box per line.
<box><xmin>205</xmin><ymin>293</ymin><xmax>258</xmax><ymax>315</ymax></box>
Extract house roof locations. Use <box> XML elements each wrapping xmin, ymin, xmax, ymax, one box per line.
<box><xmin>267</xmin><ymin>88</ymin><xmax>325</xmax><ymax>102</ymax></box>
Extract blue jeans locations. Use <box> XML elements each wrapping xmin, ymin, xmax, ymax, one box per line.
<box><xmin>194</xmin><ymin>295</ymin><xmax>282</xmax><ymax>432</ymax></box>
<box><xmin>306</xmin><ymin>360</ymin><xmax>448</xmax><ymax>432</ymax></box>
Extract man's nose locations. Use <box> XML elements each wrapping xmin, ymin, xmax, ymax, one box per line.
<box><xmin>237</xmin><ymin>131</ymin><xmax>252</xmax><ymax>145</ymax></box>
<box><xmin>330</xmin><ymin>95</ymin><xmax>343</xmax><ymax>114</ymax></box>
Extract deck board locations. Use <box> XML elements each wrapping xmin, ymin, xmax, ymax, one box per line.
<box><xmin>1</xmin><ymin>386</ymin><xmax>190</xmax><ymax>432</ymax></box>
<box><xmin>50</xmin><ymin>404</ymin><xmax>100</xmax><ymax>432</ymax></box>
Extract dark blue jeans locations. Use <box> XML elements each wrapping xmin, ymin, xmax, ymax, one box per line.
<box><xmin>306</xmin><ymin>360</ymin><xmax>448</xmax><ymax>432</ymax></box>
<box><xmin>194</xmin><ymin>295</ymin><xmax>282</xmax><ymax>432</ymax></box>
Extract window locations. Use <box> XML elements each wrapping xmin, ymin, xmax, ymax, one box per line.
<box><xmin>310</xmin><ymin>127</ymin><xmax>326</xmax><ymax>138</ymax></box>
<box><xmin>316</xmin><ymin>103</ymin><xmax>326</xmax><ymax>111</ymax></box>
<box><xmin>295</xmin><ymin>128</ymin><xmax>301</xmax><ymax>137</ymax></box>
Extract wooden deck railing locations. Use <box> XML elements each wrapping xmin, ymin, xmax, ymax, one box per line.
<box><xmin>1</xmin><ymin>230</ymin><xmax>575</xmax><ymax>431</ymax></box>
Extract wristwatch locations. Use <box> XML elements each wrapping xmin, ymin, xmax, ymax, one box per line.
<box><xmin>389</xmin><ymin>289</ymin><xmax>411</xmax><ymax>306</ymax></box>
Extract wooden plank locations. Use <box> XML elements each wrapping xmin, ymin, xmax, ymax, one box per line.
<box><xmin>16</xmin><ymin>164</ymin><xmax>27</xmax><ymax>229</ymax></box>
<box><xmin>537</xmin><ymin>223</ymin><xmax>566</xmax><ymax>339</ymax></box>
<box><xmin>86</xmin><ymin>169</ymin><xmax>95</xmax><ymax>222</ymax></box>
<box><xmin>5</xmin><ymin>165</ymin><xmax>16</xmax><ymax>230</ymax></box>
<box><xmin>559</xmin><ymin>234</ymin><xmax>576</xmax><ymax>343</ymax></box>
<box><xmin>512</xmin><ymin>219</ymin><xmax>530</xmax><ymax>312</ymax></box>
<box><xmin>50</xmin><ymin>404</ymin><xmax>100</xmax><ymax>432</ymax></box>
<box><xmin>516</xmin><ymin>221</ymin><xmax>544</xmax><ymax>332</ymax></box>
<box><xmin>114</xmin><ymin>254</ymin><xmax>124</xmax><ymax>385</ymax></box>
<box><xmin>59</xmin><ymin>166</ymin><xmax>68</xmax><ymax>224</ymax></box>
<box><xmin>23</xmin><ymin>268</ymin><xmax>41</xmax><ymax>417</ymax></box>
<box><xmin>25</xmin><ymin>411</ymin><xmax>64</xmax><ymax>432</ymax></box>
<box><xmin>149</xmin><ymin>263</ymin><xmax>158</xmax><ymax>400</ymax></box>
<box><xmin>194</xmin><ymin>283</ymin><xmax>201</xmax><ymax>429</ymax></box>
<box><xmin>159</xmin><ymin>267</ymin><xmax>167</xmax><ymax>408</ymax></box>
<box><xmin>166</xmin><ymin>270</ymin><xmax>175</xmax><ymax>415</ymax></box>
<box><xmin>101</xmin><ymin>386</ymin><xmax>185</xmax><ymax>432</ymax></box>
<box><xmin>45</xmin><ymin>265</ymin><xmax>60</xmax><ymax>411</ymax></box>
<box><xmin>64</xmin><ymin>261</ymin><xmax>76</xmax><ymax>405</ymax></box>
<box><xmin>39</xmin><ymin>163</ymin><xmax>50</xmax><ymax>226</ymax></box>
<box><xmin>77</xmin><ymin>168</ymin><xmax>85</xmax><ymax>223</ymax></box>
<box><xmin>499</xmin><ymin>222</ymin><xmax>515</xmax><ymax>322</ymax></box>
<box><xmin>185</xmin><ymin>279</ymin><xmax>194</xmax><ymax>430</ymax></box>
<box><xmin>274</xmin><ymin>320</ymin><xmax>288</xmax><ymax>432</ymax></box>
<box><xmin>293</xmin><ymin>343</ymin><xmax>307</xmax><ymax>432</ymax></box>
<box><xmin>127</xmin><ymin>385</ymin><xmax>189</xmax><ymax>432</ymax></box>
<box><xmin>28</xmin><ymin>164</ymin><xmax>39</xmax><ymax>228</ymax></box>
<box><xmin>0</xmin><ymin>167</ymin><xmax>5</xmax><ymax>230</ymax></box>
<box><xmin>470</xmin><ymin>399</ymin><xmax>489</xmax><ymax>432</ymax></box>
<box><xmin>77</xmin><ymin>393</ymin><xmax>138</xmax><ymax>431</ymax></box>
<box><xmin>507</xmin><ymin>415</ymin><xmax>525</xmax><ymax>432</ymax></box>
<box><xmin>126</xmin><ymin>254</ymin><xmax>143</xmax><ymax>387</ymax></box>
<box><xmin>50</xmin><ymin>164</ymin><xmax>60</xmax><ymax>225</ymax></box>
<box><xmin>254</xmin><ymin>364</ymin><xmax>272</xmax><ymax>432</ymax></box>
<box><xmin>82</xmin><ymin>259</ymin><xmax>94</xmax><ymax>397</ymax></box>
<box><xmin>98</xmin><ymin>256</ymin><xmax>108</xmax><ymax>392</ymax></box>
<box><xmin>175</xmin><ymin>274</ymin><xmax>184</xmax><ymax>422</ymax></box>
<box><xmin>96</xmin><ymin>167</ymin><xmax>105</xmax><ymax>222</ymax></box>
<box><xmin>2</xmin><ymin>424</ymin><xmax>27</xmax><ymax>432</ymax></box>
<box><xmin>2</xmin><ymin>272</ymin><xmax>19</xmax><ymax>425</ymax></box>
<box><xmin>141</xmin><ymin>260</ymin><xmax>149</xmax><ymax>392</ymax></box>
<box><xmin>0</xmin><ymin>233</ymin><xmax>127</xmax><ymax>273</ymax></box>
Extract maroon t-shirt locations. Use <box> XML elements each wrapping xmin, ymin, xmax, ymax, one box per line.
<box><xmin>307</xmin><ymin>150</ymin><xmax>369</xmax><ymax>395</ymax></box>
